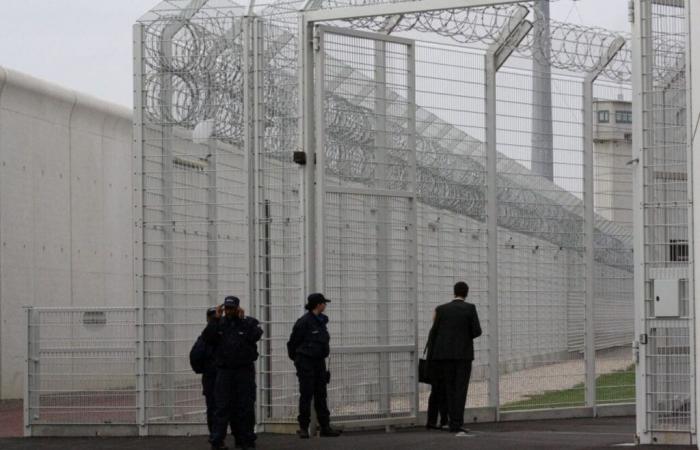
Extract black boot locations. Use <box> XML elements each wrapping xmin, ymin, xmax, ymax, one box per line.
<box><xmin>320</xmin><ymin>426</ymin><xmax>342</xmax><ymax>437</ymax></box>
<box><xmin>297</xmin><ymin>428</ymin><xmax>310</xmax><ymax>439</ymax></box>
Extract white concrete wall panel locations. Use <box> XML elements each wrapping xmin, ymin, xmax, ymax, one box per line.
<box><xmin>0</xmin><ymin>67</ymin><xmax>132</xmax><ymax>398</ymax></box>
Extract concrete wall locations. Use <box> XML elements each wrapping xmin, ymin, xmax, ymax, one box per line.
<box><xmin>0</xmin><ymin>66</ymin><xmax>133</xmax><ymax>398</ymax></box>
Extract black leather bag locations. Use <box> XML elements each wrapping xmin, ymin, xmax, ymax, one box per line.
<box><xmin>418</xmin><ymin>357</ymin><xmax>431</xmax><ymax>384</ymax></box>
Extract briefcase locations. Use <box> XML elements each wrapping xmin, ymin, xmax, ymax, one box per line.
<box><xmin>418</xmin><ymin>358</ymin><xmax>431</xmax><ymax>384</ymax></box>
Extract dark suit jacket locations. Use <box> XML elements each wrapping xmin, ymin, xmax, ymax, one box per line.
<box><xmin>427</xmin><ymin>299</ymin><xmax>482</xmax><ymax>361</ymax></box>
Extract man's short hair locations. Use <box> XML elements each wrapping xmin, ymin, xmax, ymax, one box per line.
<box><xmin>454</xmin><ymin>281</ymin><xmax>469</xmax><ymax>298</ymax></box>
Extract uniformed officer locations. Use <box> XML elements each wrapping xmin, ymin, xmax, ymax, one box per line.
<box><xmin>197</xmin><ymin>307</ymin><xmax>240</xmax><ymax>444</ymax></box>
<box><xmin>203</xmin><ymin>296</ymin><xmax>263</xmax><ymax>450</ymax></box>
<box><xmin>287</xmin><ymin>293</ymin><xmax>342</xmax><ymax>439</ymax></box>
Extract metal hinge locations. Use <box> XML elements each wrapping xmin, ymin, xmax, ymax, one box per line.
<box><xmin>639</xmin><ymin>333</ymin><xmax>648</xmax><ymax>345</ymax></box>
<box><xmin>313</xmin><ymin>32</ymin><xmax>321</xmax><ymax>52</ymax></box>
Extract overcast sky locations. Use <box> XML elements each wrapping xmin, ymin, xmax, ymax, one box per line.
<box><xmin>0</xmin><ymin>0</ymin><xmax>630</xmax><ymax>108</ymax></box>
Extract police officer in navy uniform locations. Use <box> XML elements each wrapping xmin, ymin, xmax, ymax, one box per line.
<box><xmin>287</xmin><ymin>293</ymin><xmax>342</xmax><ymax>439</ymax></box>
<box><xmin>203</xmin><ymin>296</ymin><xmax>263</xmax><ymax>450</ymax></box>
<box><xmin>197</xmin><ymin>307</ymin><xmax>239</xmax><ymax>444</ymax></box>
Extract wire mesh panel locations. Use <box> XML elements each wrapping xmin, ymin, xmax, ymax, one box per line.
<box><xmin>638</xmin><ymin>0</ymin><xmax>693</xmax><ymax>435</ymax></box>
<box><xmin>317</xmin><ymin>27</ymin><xmax>419</xmax><ymax>423</ymax></box>
<box><xmin>495</xmin><ymin>65</ymin><xmax>587</xmax><ymax>410</ymax></box>
<box><xmin>136</xmin><ymin>4</ymin><xmax>252</xmax><ymax>425</ymax></box>
<box><xmin>591</xmin><ymin>81</ymin><xmax>635</xmax><ymax>406</ymax></box>
<box><xmin>254</xmin><ymin>6</ymin><xmax>306</xmax><ymax>425</ymax></box>
<box><xmin>26</xmin><ymin>308</ymin><xmax>137</xmax><ymax>428</ymax></box>
<box><xmin>412</xmin><ymin>42</ymin><xmax>489</xmax><ymax>410</ymax></box>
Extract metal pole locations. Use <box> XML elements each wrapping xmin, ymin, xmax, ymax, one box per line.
<box><xmin>251</xmin><ymin>16</ymin><xmax>270</xmax><ymax>424</ymax></box>
<box><xmin>23</xmin><ymin>307</ymin><xmax>32</xmax><ymax>437</ymax></box>
<box><xmin>632</xmin><ymin>0</ymin><xmax>650</xmax><ymax>442</ymax></box>
<box><xmin>374</xmin><ymin>39</ymin><xmax>391</xmax><ymax>416</ymax></box>
<box><xmin>483</xmin><ymin>5</ymin><xmax>532</xmax><ymax>417</ymax></box>
<box><xmin>583</xmin><ymin>33</ymin><xmax>625</xmax><ymax>416</ymax></box>
<box><xmin>406</xmin><ymin>40</ymin><xmax>419</xmax><ymax>422</ymax></box>
<box><xmin>688</xmin><ymin>0</ymin><xmax>700</xmax><ymax>437</ymax></box>
<box><xmin>531</xmin><ymin>0</ymin><xmax>554</xmax><ymax>181</ymax></box>
<box><xmin>300</xmin><ymin>16</ymin><xmax>316</xmax><ymax>301</ymax></box>
<box><xmin>582</xmin><ymin>75</ymin><xmax>597</xmax><ymax>412</ymax></box>
<box><xmin>484</xmin><ymin>50</ymin><xmax>500</xmax><ymax>415</ymax></box>
<box><xmin>244</xmin><ymin>14</ymin><xmax>258</xmax><ymax>422</ymax></box>
<box><xmin>682</xmin><ymin>0</ymin><xmax>697</xmax><ymax>437</ymax></box>
<box><xmin>133</xmin><ymin>22</ymin><xmax>147</xmax><ymax>436</ymax></box>
<box><xmin>313</xmin><ymin>26</ymin><xmax>326</xmax><ymax>298</ymax></box>
<box><xmin>159</xmin><ymin>21</ymin><xmax>180</xmax><ymax>421</ymax></box>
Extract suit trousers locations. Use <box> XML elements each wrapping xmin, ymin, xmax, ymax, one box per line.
<box><xmin>430</xmin><ymin>359</ymin><xmax>472</xmax><ymax>430</ymax></box>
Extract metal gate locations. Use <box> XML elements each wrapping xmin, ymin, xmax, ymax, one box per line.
<box><xmin>313</xmin><ymin>26</ymin><xmax>419</xmax><ymax>425</ymax></box>
<box><xmin>634</xmin><ymin>0</ymin><xmax>695</xmax><ymax>444</ymax></box>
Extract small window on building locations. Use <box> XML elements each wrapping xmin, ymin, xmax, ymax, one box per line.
<box><xmin>597</xmin><ymin>110</ymin><xmax>609</xmax><ymax>123</ymax></box>
<box><xmin>670</xmin><ymin>239</ymin><xmax>688</xmax><ymax>262</ymax></box>
<box><xmin>624</xmin><ymin>133</ymin><xmax>632</xmax><ymax>141</ymax></box>
<box><xmin>615</xmin><ymin>110</ymin><xmax>632</xmax><ymax>124</ymax></box>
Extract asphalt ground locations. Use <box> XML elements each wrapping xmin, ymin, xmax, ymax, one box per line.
<box><xmin>0</xmin><ymin>416</ymin><xmax>696</xmax><ymax>450</ymax></box>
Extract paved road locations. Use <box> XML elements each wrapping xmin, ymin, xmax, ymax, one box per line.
<box><xmin>0</xmin><ymin>417</ymin><xmax>694</xmax><ymax>450</ymax></box>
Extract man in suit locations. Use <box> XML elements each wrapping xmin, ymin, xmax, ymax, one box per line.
<box><xmin>426</xmin><ymin>281</ymin><xmax>482</xmax><ymax>433</ymax></box>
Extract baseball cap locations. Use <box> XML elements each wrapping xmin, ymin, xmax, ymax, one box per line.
<box><xmin>223</xmin><ymin>296</ymin><xmax>240</xmax><ymax>308</ymax></box>
<box><xmin>305</xmin><ymin>293</ymin><xmax>330</xmax><ymax>310</ymax></box>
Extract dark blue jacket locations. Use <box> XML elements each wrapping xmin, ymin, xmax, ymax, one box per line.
<box><xmin>203</xmin><ymin>315</ymin><xmax>263</xmax><ymax>369</ymax></box>
<box><xmin>287</xmin><ymin>312</ymin><xmax>330</xmax><ymax>361</ymax></box>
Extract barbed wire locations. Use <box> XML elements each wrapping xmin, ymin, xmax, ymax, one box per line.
<box><xmin>344</xmin><ymin>4</ymin><xmax>633</xmax><ymax>81</ymax></box>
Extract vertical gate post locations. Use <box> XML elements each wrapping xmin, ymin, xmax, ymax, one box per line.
<box><xmin>632</xmin><ymin>0</ymin><xmax>650</xmax><ymax>441</ymax></box>
<box><xmin>23</xmin><ymin>307</ymin><xmax>32</xmax><ymax>437</ymax></box>
<box><xmin>582</xmin><ymin>36</ymin><xmax>625</xmax><ymax>413</ymax></box>
<box><xmin>374</xmin><ymin>38</ymin><xmax>392</xmax><ymax>416</ymax></box>
<box><xmin>484</xmin><ymin>48</ymin><xmax>500</xmax><ymax>415</ymax></box>
<box><xmin>582</xmin><ymin>74</ymin><xmax>597</xmax><ymax>412</ymax></box>
<box><xmin>682</xmin><ymin>0</ymin><xmax>697</xmax><ymax>437</ymax></box>
<box><xmin>484</xmin><ymin>6</ymin><xmax>532</xmax><ymax>416</ymax></box>
<box><xmin>132</xmin><ymin>22</ymin><xmax>147</xmax><ymax>436</ymax></box>
<box><xmin>688</xmin><ymin>0</ymin><xmax>700</xmax><ymax>436</ymax></box>
<box><xmin>406</xmin><ymin>40</ymin><xmax>419</xmax><ymax>420</ymax></box>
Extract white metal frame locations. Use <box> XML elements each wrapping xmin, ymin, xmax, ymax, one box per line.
<box><xmin>582</xmin><ymin>36</ymin><xmax>626</xmax><ymax>413</ymax></box>
<box><xmin>691</xmin><ymin>0</ymin><xmax>700</xmax><ymax>440</ymax></box>
<box><xmin>312</xmin><ymin>23</ymin><xmax>420</xmax><ymax>425</ymax></box>
<box><xmin>132</xmin><ymin>22</ymin><xmax>148</xmax><ymax>437</ymax></box>
<box><xmin>484</xmin><ymin>4</ymin><xmax>531</xmax><ymax>414</ymax></box>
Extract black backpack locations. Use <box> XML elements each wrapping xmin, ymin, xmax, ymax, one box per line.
<box><xmin>189</xmin><ymin>335</ymin><xmax>208</xmax><ymax>374</ymax></box>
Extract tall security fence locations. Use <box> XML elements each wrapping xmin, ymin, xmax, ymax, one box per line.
<box><xmin>26</xmin><ymin>0</ymin><xmax>646</xmax><ymax>436</ymax></box>
<box><xmin>633</xmin><ymin>0</ymin><xmax>694</xmax><ymax>445</ymax></box>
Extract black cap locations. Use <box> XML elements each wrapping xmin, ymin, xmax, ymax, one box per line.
<box><xmin>224</xmin><ymin>296</ymin><xmax>240</xmax><ymax>308</ymax></box>
<box><xmin>305</xmin><ymin>293</ymin><xmax>330</xmax><ymax>310</ymax></box>
<box><xmin>206</xmin><ymin>306</ymin><xmax>217</xmax><ymax>318</ymax></box>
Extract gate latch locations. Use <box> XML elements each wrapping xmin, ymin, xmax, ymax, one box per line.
<box><xmin>639</xmin><ymin>333</ymin><xmax>648</xmax><ymax>345</ymax></box>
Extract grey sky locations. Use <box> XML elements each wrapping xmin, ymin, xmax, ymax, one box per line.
<box><xmin>0</xmin><ymin>0</ymin><xmax>630</xmax><ymax>108</ymax></box>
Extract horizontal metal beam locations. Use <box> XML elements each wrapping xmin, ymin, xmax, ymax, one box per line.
<box><xmin>333</xmin><ymin>345</ymin><xmax>415</xmax><ymax>354</ymax></box>
<box><xmin>318</xmin><ymin>24</ymin><xmax>415</xmax><ymax>45</ymax></box>
<box><xmin>652</xmin><ymin>0</ymin><xmax>683</xmax><ymax>7</ymax></box>
<box><xmin>303</xmin><ymin>0</ymin><xmax>526</xmax><ymax>23</ymax></box>
<box><xmin>325</xmin><ymin>186</ymin><xmax>415</xmax><ymax>198</ymax></box>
